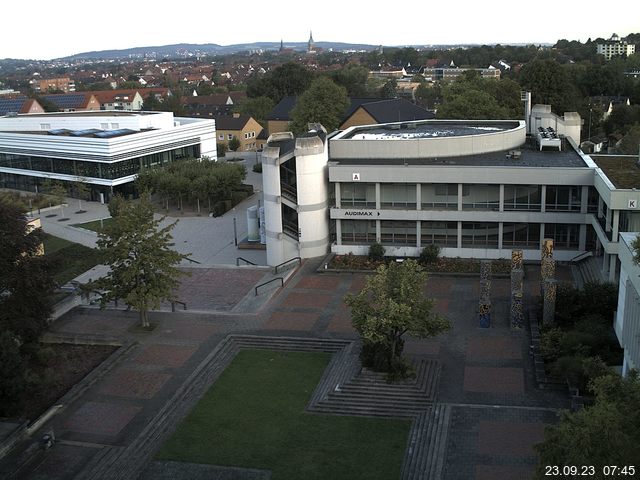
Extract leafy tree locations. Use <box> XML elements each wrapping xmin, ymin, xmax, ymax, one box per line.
<box><xmin>0</xmin><ymin>200</ymin><xmax>54</xmax><ymax>344</ymax></box>
<box><xmin>0</xmin><ymin>330</ymin><xmax>29</xmax><ymax>414</ymax></box>
<box><xmin>415</xmin><ymin>82</ymin><xmax>441</xmax><ymax>110</ymax></box>
<box><xmin>217</xmin><ymin>142</ymin><xmax>227</xmax><ymax>158</ymax></box>
<box><xmin>289</xmin><ymin>77</ymin><xmax>349</xmax><ymax>133</ymax></box>
<box><xmin>86</xmin><ymin>194</ymin><xmax>190</xmax><ymax>327</ymax></box>
<box><xmin>534</xmin><ymin>372</ymin><xmax>640</xmax><ymax>478</ymax></box>
<box><xmin>246</xmin><ymin>62</ymin><xmax>314</xmax><ymax>103</ymax></box>
<box><xmin>331</xmin><ymin>64</ymin><xmax>370</xmax><ymax>97</ymax></box>
<box><xmin>604</xmin><ymin>105</ymin><xmax>640</xmax><ymax>136</ymax></box>
<box><xmin>228</xmin><ymin>136</ymin><xmax>241</xmax><ymax>152</ymax></box>
<box><xmin>518</xmin><ymin>59</ymin><xmax>582</xmax><ymax>114</ymax></box>
<box><xmin>236</xmin><ymin>95</ymin><xmax>274</xmax><ymax>124</ymax></box>
<box><xmin>344</xmin><ymin>259</ymin><xmax>450</xmax><ymax>378</ymax></box>
<box><xmin>626</xmin><ymin>125</ymin><xmax>640</xmax><ymax>154</ymax></box>
<box><xmin>73</xmin><ymin>176</ymin><xmax>90</xmax><ymax>211</ymax></box>
<box><xmin>142</xmin><ymin>93</ymin><xmax>162</xmax><ymax>111</ymax></box>
<box><xmin>380</xmin><ymin>78</ymin><xmax>398</xmax><ymax>99</ymax></box>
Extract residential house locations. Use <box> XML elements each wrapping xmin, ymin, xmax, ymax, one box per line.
<box><xmin>33</xmin><ymin>77</ymin><xmax>75</xmax><ymax>93</ymax></box>
<box><xmin>215</xmin><ymin>114</ymin><xmax>263</xmax><ymax>151</ymax></box>
<box><xmin>340</xmin><ymin>98</ymin><xmax>435</xmax><ymax>130</ymax></box>
<box><xmin>40</xmin><ymin>93</ymin><xmax>101</xmax><ymax>112</ymax></box>
<box><xmin>597</xmin><ymin>34</ymin><xmax>636</xmax><ymax>60</ymax></box>
<box><xmin>92</xmin><ymin>90</ymin><xmax>144</xmax><ymax>110</ymax></box>
<box><xmin>0</xmin><ymin>97</ymin><xmax>45</xmax><ymax>116</ymax></box>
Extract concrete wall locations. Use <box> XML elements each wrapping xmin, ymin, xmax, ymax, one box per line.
<box><xmin>615</xmin><ymin>233</ymin><xmax>640</xmax><ymax>375</ymax></box>
<box><xmin>529</xmin><ymin>105</ymin><xmax>581</xmax><ymax>144</ymax></box>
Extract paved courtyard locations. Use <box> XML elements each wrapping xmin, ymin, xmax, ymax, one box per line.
<box><xmin>0</xmin><ymin>256</ymin><xmax>571</xmax><ymax>480</ymax></box>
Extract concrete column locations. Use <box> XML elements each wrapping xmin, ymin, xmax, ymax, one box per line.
<box><xmin>335</xmin><ymin>183</ymin><xmax>341</xmax><ymax>209</ymax></box>
<box><xmin>498</xmin><ymin>222</ymin><xmax>504</xmax><ymax>250</ymax></box>
<box><xmin>539</xmin><ymin>224</ymin><xmax>545</xmax><ymax>249</ymax></box>
<box><xmin>375</xmin><ymin>183</ymin><xmax>381</xmax><ymax>210</ymax></box>
<box><xmin>598</xmin><ymin>196</ymin><xmax>603</xmax><ymax>218</ymax></box>
<box><xmin>376</xmin><ymin>219</ymin><xmax>381</xmax><ymax>243</ymax></box>
<box><xmin>581</xmin><ymin>185</ymin><xmax>589</xmax><ymax>214</ymax></box>
<box><xmin>602</xmin><ymin>253</ymin><xmax>609</xmax><ymax>277</ymax></box>
<box><xmin>540</xmin><ymin>185</ymin><xmax>546</xmax><ymax>213</ymax></box>
<box><xmin>613</xmin><ymin>210</ymin><xmax>620</xmax><ymax>239</ymax></box>
<box><xmin>457</xmin><ymin>221</ymin><xmax>462</xmax><ymax>249</ymax></box>
<box><xmin>606</xmin><ymin>207</ymin><xmax>612</xmax><ymax>232</ymax></box>
<box><xmin>335</xmin><ymin>219</ymin><xmax>342</xmax><ymax>246</ymax></box>
<box><xmin>499</xmin><ymin>184</ymin><xmax>504</xmax><ymax>212</ymax></box>
<box><xmin>416</xmin><ymin>184</ymin><xmax>421</xmax><ymax>211</ymax></box>
<box><xmin>579</xmin><ymin>224</ymin><xmax>587</xmax><ymax>251</ymax></box>
<box><xmin>416</xmin><ymin>221</ymin><xmax>421</xmax><ymax>248</ymax></box>
<box><xmin>458</xmin><ymin>183</ymin><xmax>463</xmax><ymax>211</ymax></box>
<box><xmin>609</xmin><ymin>254</ymin><xmax>617</xmax><ymax>283</ymax></box>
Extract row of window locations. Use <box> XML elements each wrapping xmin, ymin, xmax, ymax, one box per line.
<box><xmin>339</xmin><ymin>183</ymin><xmax>597</xmax><ymax>213</ymax></box>
<box><xmin>217</xmin><ymin>131</ymin><xmax>257</xmax><ymax>141</ymax></box>
<box><xmin>0</xmin><ymin>145</ymin><xmax>200</xmax><ymax>180</ymax></box>
<box><xmin>340</xmin><ymin>220</ymin><xmax>583</xmax><ymax>250</ymax></box>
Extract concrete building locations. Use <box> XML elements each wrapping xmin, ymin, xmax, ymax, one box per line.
<box><xmin>0</xmin><ymin>111</ymin><xmax>216</xmax><ymax>202</ymax></box>
<box><xmin>422</xmin><ymin>66</ymin><xmax>501</xmax><ymax>81</ymax></box>
<box><xmin>596</xmin><ymin>34</ymin><xmax>636</xmax><ymax>60</ymax></box>
<box><xmin>33</xmin><ymin>77</ymin><xmax>76</xmax><ymax>93</ymax></box>
<box><xmin>614</xmin><ymin>233</ymin><xmax>640</xmax><ymax>376</ymax></box>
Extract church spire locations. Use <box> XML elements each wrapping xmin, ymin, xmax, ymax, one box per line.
<box><xmin>308</xmin><ymin>31</ymin><xmax>315</xmax><ymax>53</ymax></box>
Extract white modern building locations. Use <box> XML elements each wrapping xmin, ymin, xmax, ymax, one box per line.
<box><xmin>596</xmin><ymin>34</ymin><xmax>636</xmax><ymax>60</ymax></box>
<box><xmin>614</xmin><ymin>233</ymin><xmax>640</xmax><ymax>376</ymax></box>
<box><xmin>0</xmin><ymin>110</ymin><xmax>216</xmax><ymax>201</ymax></box>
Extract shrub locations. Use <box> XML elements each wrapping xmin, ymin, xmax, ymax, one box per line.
<box><xmin>368</xmin><ymin>242</ymin><xmax>385</xmax><ymax>262</ymax></box>
<box><xmin>252</xmin><ymin>162</ymin><xmax>263</xmax><ymax>173</ymax></box>
<box><xmin>217</xmin><ymin>142</ymin><xmax>227</xmax><ymax>157</ymax></box>
<box><xmin>419</xmin><ymin>244</ymin><xmax>441</xmax><ymax>265</ymax></box>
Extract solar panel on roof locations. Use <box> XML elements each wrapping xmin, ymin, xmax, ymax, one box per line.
<box><xmin>71</xmin><ymin>129</ymin><xmax>101</xmax><ymax>136</ymax></box>
<box><xmin>48</xmin><ymin>129</ymin><xmax>71</xmax><ymax>135</ymax></box>
<box><xmin>42</xmin><ymin>93</ymin><xmax>85</xmax><ymax>109</ymax></box>
<box><xmin>94</xmin><ymin>128</ymin><xmax>136</xmax><ymax>138</ymax></box>
<box><xmin>0</xmin><ymin>98</ymin><xmax>26</xmax><ymax>115</ymax></box>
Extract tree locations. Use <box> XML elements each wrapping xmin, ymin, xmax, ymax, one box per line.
<box><xmin>289</xmin><ymin>77</ymin><xmax>349</xmax><ymax>133</ymax></box>
<box><xmin>246</xmin><ymin>62</ymin><xmax>314</xmax><ymax>103</ymax></box>
<box><xmin>518</xmin><ymin>59</ymin><xmax>582</xmax><ymax>114</ymax></box>
<box><xmin>344</xmin><ymin>259</ymin><xmax>450</xmax><ymax>378</ymax></box>
<box><xmin>228</xmin><ymin>136</ymin><xmax>241</xmax><ymax>152</ymax></box>
<box><xmin>534</xmin><ymin>372</ymin><xmax>640</xmax><ymax>478</ymax></box>
<box><xmin>415</xmin><ymin>82</ymin><xmax>441</xmax><ymax>110</ymax></box>
<box><xmin>86</xmin><ymin>194</ymin><xmax>190</xmax><ymax>327</ymax></box>
<box><xmin>0</xmin><ymin>200</ymin><xmax>54</xmax><ymax>344</ymax></box>
<box><xmin>236</xmin><ymin>95</ymin><xmax>275</xmax><ymax>125</ymax></box>
<box><xmin>331</xmin><ymin>64</ymin><xmax>370</xmax><ymax>97</ymax></box>
<box><xmin>73</xmin><ymin>176</ymin><xmax>90</xmax><ymax>212</ymax></box>
<box><xmin>380</xmin><ymin>78</ymin><xmax>398</xmax><ymax>99</ymax></box>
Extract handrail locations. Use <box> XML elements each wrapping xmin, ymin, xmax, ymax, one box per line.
<box><xmin>274</xmin><ymin>256</ymin><xmax>301</xmax><ymax>274</ymax></box>
<box><xmin>184</xmin><ymin>256</ymin><xmax>202</xmax><ymax>264</ymax></box>
<box><xmin>171</xmin><ymin>300</ymin><xmax>187</xmax><ymax>312</ymax></box>
<box><xmin>255</xmin><ymin>277</ymin><xmax>283</xmax><ymax>296</ymax></box>
<box><xmin>569</xmin><ymin>251</ymin><xmax>593</xmax><ymax>263</ymax></box>
<box><xmin>236</xmin><ymin>257</ymin><xmax>257</xmax><ymax>266</ymax></box>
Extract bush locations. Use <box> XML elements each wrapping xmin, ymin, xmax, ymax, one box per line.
<box><xmin>419</xmin><ymin>244</ymin><xmax>441</xmax><ymax>265</ymax></box>
<box><xmin>217</xmin><ymin>142</ymin><xmax>227</xmax><ymax>157</ymax></box>
<box><xmin>252</xmin><ymin>162</ymin><xmax>263</xmax><ymax>173</ymax></box>
<box><xmin>368</xmin><ymin>242</ymin><xmax>385</xmax><ymax>261</ymax></box>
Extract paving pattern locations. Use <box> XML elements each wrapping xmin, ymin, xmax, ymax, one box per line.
<box><xmin>0</xmin><ymin>259</ymin><xmax>572</xmax><ymax>480</ymax></box>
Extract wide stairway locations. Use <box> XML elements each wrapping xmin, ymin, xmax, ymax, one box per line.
<box><xmin>572</xmin><ymin>255</ymin><xmax>606</xmax><ymax>289</ymax></box>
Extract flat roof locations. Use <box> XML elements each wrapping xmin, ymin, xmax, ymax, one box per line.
<box><xmin>341</xmin><ymin>120</ymin><xmax>519</xmax><ymax>140</ymax></box>
<box><xmin>591</xmin><ymin>155</ymin><xmax>640</xmax><ymax>189</ymax></box>
<box><xmin>330</xmin><ymin>138</ymin><xmax>587</xmax><ymax>169</ymax></box>
<box><xmin>11</xmin><ymin>111</ymin><xmax>159</xmax><ymax>118</ymax></box>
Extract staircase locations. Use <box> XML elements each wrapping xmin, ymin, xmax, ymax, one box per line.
<box><xmin>572</xmin><ymin>256</ymin><xmax>606</xmax><ymax>289</ymax></box>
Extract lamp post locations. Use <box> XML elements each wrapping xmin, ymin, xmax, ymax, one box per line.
<box><xmin>588</xmin><ymin>108</ymin><xmax>593</xmax><ymax>141</ymax></box>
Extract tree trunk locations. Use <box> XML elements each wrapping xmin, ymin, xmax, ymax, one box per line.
<box><xmin>140</xmin><ymin>309</ymin><xmax>149</xmax><ymax>328</ymax></box>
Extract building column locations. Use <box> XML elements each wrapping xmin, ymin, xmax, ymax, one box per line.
<box><xmin>376</xmin><ymin>219</ymin><xmax>381</xmax><ymax>243</ymax></box>
<box><xmin>416</xmin><ymin>221</ymin><xmax>421</xmax><ymax>248</ymax></box>
<box><xmin>602</xmin><ymin>253</ymin><xmax>609</xmax><ymax>278</ymax></box>
<box><xmin>580</xmin><ymin>185</ymin><xmax>589</xmax><ymax>214</ymax></box>
<box><xmin>458</xmin><ymin>183</ymin><xmax>463</xmax><ymax>211</ymax></box>
<box><xmin>598</xmin><ymin>196</ymin><xmax>603</xmax><ymax>218</ymax></box>
<box><xmin>539</xmin><ymin>223</ymin><xmax>545</xmax><ymax>249</ymax></box>
<box><xmin>457</xmin><ymin>221</ymin><xmax>462</xmax><ymax>249</ymax></box>
<box><xmin>609</xmin><ymin>254</ymin><xmax>617</xmax><ymax>283</ymax></box>
<box><xmin>375</xmin><ymin>183</ymin><xmax>381</xmax><ymax>210</ymax></box>
<box><xmin>416</xmin><ymin>184</ymin><xmax>421</xmax><ymax>211</ymax></box>
<box><xmin>335</xmin><ymin>183</ymin><xmax>341</xmax><ymax>208</ymax></box>
<box><xmin>498</xmin><ymin>222</ymin><xmax>504</xmax><ymax>250</ymax></box>
<box><xmin>579</xmin><ymin>224</ymin><xmax>587</xmax><ymax>251</ymax></box>
<box><xmin>540</xmin><ymin>185</ymin><xmax>546</xmax><ymax>213</ymax></box>
<box><xmin>335</xmin><ymin>219</ymin><xmax>342</xmax><ymax>246</ymax></box>
<box><xmin>606</xmin><ymin>207</ymin><xmax>612</xmax><ymax>233</ymax></box>
<box><xmin>612</xmin><ymin>210</ymin><xmax>620</xmax><ymax>239</ymax></box>
<box><xmin>499</xmin><ymin>184</ymin><xmax>504</xmax><ymax>212</ymax></box>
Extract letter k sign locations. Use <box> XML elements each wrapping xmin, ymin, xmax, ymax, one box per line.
<box><xmin>629</xmin><ymin>199</ymin><xmax>637</xmax><ymax>209</ymax></box>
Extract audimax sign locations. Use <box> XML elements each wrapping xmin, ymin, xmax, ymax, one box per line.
<box><xmin>344</xmin><ymin>211</ymin><xmax>380</xmax><ymax>216</ymax></box>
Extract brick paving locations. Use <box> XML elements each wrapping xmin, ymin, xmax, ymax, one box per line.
<box><xmin>2</xmin><ymin>260</ymin><xmax>574</xmax><ymax>480</ymax></box>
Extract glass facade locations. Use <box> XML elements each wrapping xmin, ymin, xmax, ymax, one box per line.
<box><xmin>340</xmin><ymin>183</ymin><xmax>376</xmax><ymax>208</ymax></box>
<box><xmin>380</xmin><ymin>221</ymin><xmax>416</xmax><ymax>245</ymax></box>
<box><xmin>503</xmin><ymin>185</ymin><xmax>541</xmax><ymax>211</ymax></box>
<box><xmin>462</xmin><ymin>184</ymin><xmax>500</xmax><ymax>211</ymax></box>
<box><xmin>422</xmin><ymin>184</ymin><xmax>457</xmax><ymax>210</ymax></box>
<box><xmin>544</xmin><ymin>223</ymin><xmax>580</xmax><ymax>249</ymax></box>
<box><xmin>545</xmin><ymin>185</ymin><xmax>582</xmax><ymax>212</ymax></box>
<box><xmin>380</xmin><ymin>184</ymin><xmax>416</xmax><ymax>209</ymax></box>
<box><xmin>421</xmin><ymin>221</ymin><xmax>458</xmax><ymax>247</ymax></box>
<box><xmin>461</xmin><ymin>222</ymin><xmax>499</xmax><ymax>248</ymax></box>
<box><xmin>502</xmin><ymin>223</ymin><xmax>541</xmax><ymax>248</ymax></box>
<box><xmin>341</xmin><ymin>220</ymin><xmax>376</xmax><ymax>245</ymax></box>
<box><xmin>0</xmin><ymin>144</ymin><xmax>200</xmax><ymax>181</ymax></box>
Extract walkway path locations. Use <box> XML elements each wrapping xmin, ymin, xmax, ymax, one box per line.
<box><xmin>1</xmin><ymin>258</ymin><xmax>571</xmax><ymax>480</ymax></box>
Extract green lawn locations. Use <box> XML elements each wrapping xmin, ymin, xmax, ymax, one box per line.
<box><xmin>72</xmin><ymin>217</ymin><xmax>113</xmax><ymax>233</ymax></box>
<box><xmin>157</xmin><ymin>350</ymin><xmax>411</xmax><ymax>480</ymax></box>
<box><xmin>43</xmin><ymin>234</ymin><xmax>102</xmax><ymax>285</ymax></box>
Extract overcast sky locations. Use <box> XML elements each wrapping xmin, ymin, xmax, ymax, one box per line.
<box><xmin>3</xmin><ymin>0</ymin><xmax>639</xmax><ymax>60</ymax></box>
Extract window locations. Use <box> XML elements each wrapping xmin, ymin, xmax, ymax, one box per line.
<box><xmin>422</xmin><ymin>183</ymin><xmax>457</xmax><ymax>210</ymax></box>
<box><xmin>380</xmin><ymin>183</ymin><xmax>416</xmax><ymax>209</ymax></box>
<box><xmin>544</xmin><ymin>223</ymin><xmax>579</xmax><ymax>249</ymax></box>
<box><xmin>503</xmin><ymin>185</ymin><xmax>542</xmax><ymax>211</ymax></box>
<box><xmin>341</xmin><ymin>220</ymin><xmax>376</xmax><ymax>244</ymax></box>
<box><xmin>421</xmin><ymin>221</ymin><xmax>457</xmax><ymax>247</ymax></box>
<box><xmin>462</xmin><ymin>185</ymin><xmax>500</xmax><ymax>211</ymax></box>
<box><xmin>40</xmin><ymin>123</ymin><xmax>51</xmax><ymax>130</ymax></box>
<box><xmin>546</xmin><ymin>186</ymin><xmax>581</xmax><ymax>212</ymax></box>
<box><xmin>340</xmin><ymin>183</ymin><xmax>375</xmax><ymax>208</ymax></box>
<box><xmin>461</xmin><ymin>222</ymin><xmax>499</xmax><ymax>248</ymax></box>
<box><xmin>502</xmin><ymin>223</ymin><xmax>540</xmax><ymax>248</ymax></box>
<box><xmin>227</xmin><ymin>134</ymin><xmax>233</xmax><ymax>140</ymax></box>
<box><xmin>219</xmin><ymin>134</ymin><xmax>224</xmax><ymax>140</ymax></box>
<box><xmin>380</xmin><ymin>221</ymin><xmax>416</xmax><ymax>245</ymax></box>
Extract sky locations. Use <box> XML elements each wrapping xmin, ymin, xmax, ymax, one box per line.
<box><xmin>2</xmin><ymin>0</ymin><xmax>639</xmax><ymax>60</ymax></box>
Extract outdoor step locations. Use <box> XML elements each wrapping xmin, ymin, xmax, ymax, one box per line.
<box><xmin>310</xmin><ymin>405</ymin><xmax>423</xmax><ymax>418</ymax></box>
<box><xmin>401</xmin><ymin>410</ymin><xmax>432</xmax><ymax>480</ymax></box>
